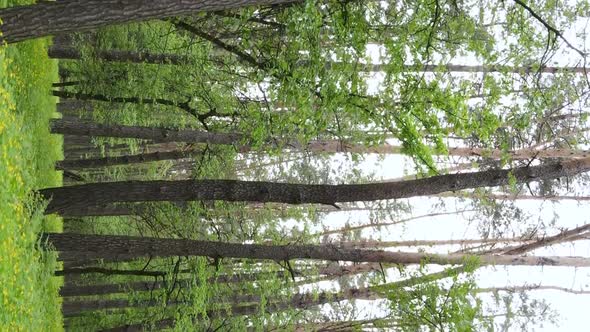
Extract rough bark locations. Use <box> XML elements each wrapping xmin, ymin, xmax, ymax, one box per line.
<box><xmin>46</xmin><ymin>44</ymin><xmax>590</xmax><ymax>76</ymax></box>
<box><xmin>334</xmin><ymin>237</ymin><xmax>530</xmax><ymax>249</ymax></box>
<box><xmin>51</xmin><ymin>118</ymin><xmax>587</xmax><ymax>160</ymax></box>
<box><xmin>63</xmin><ymin>298</ymin><xmax>177</xmax><ymax>317</ymax></box>
<box><xmin>42</xmin><ymin>233</ymin><xmax>590</xmax><ymax>267</ymax></box>
<box><xmin>52</xmin><ymin>91</ymin><xmax>208</xmax><ymax>118</ymax></box>
<box><xmin>487</xmin><ymin>223</ymin><xmax>590</xmax><ymax>255</ymax></box>
<box><xmin>40</xmin><ymin>157</ymin><xmax>590</xmax><ymax>215</ymax></box>
<box><xmin>48</xmin><ymin>46</ymin><xmax>189</xmax><ymax>65</ymax></box>
<box><xmin>59</xmin><ymin>263</ymin><xmax>379</xmax><ymax>296</ymax></box>
<box><xmin>60</xmin><ymin>280</ymin><xmax>168</xmax><ymax>297</ymax></box>
<box><xmin>50</xmin><ymin>119</ymin><xmax>242</xmax><ymax>144</ymax></box>
<box><xmin>58</xmin><ymin>205</ymin><xmax>136</xmax><ymax>217</ymax></box>
<box><xmin>56</xmin><ymin>149</ymin><xmax>200</xmax><ymax>170</ymax></box>
<box><xmin>54</xmin><ymin>267</ymin><xmax>169</xmax><ymax>277</ymax></box>
<box><xmin>0</xmin><ymin>0</ymin><xmax>299</xmax><ymax>43</ymax></box>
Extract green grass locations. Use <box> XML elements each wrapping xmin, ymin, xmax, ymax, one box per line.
<box><xmin>1</xmin><ymin>1</ymin><xmax>63</xmax><ymax>330</ymax></box>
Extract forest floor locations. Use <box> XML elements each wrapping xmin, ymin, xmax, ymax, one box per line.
<box><xmin>0</xmin><ymin>0</ymin><xmax>63</xmax><ymax>329</ymax></box>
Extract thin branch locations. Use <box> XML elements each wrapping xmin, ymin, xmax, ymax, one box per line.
<box><xmin>512</xmin><ymin>0</ymin><xmax>586</xmax><ymax>57</ymax></box>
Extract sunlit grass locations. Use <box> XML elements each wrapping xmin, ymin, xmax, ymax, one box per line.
<box><xmin>0</xmin><ymin>0</ymin><xmax>63</xmax><ymax>329</ymax></box>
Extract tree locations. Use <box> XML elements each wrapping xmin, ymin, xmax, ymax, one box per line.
<box><xmin>58</xmin><ymin>262</ymin><xmax>380</xmax><ymax>296</ymax></box>
<box><xmin>40</xmin><ymin>157</ymin><xmax>590</xmax><ymax>215</ymax></box>
<box><xmin>56</xmin><ymin>149</ymin><xmax>201</xmax><ymax>170</ymax></box>
<box><xmin>50</xmin><ymin>119</ymin><xmax>241</xmax><ymax>144</ymax></box>
<box><xmin>43</xmin><ymin>232</ymin><xmax>590</xmax><ymax>268</ymax></box>
<box><xmin>48</xmin><ymin>46</ymin><xmax>190</xmax><ymax>65</ymax></box>
<box><xmin>0</xmin><ymin>0</ymin><xmax>299</xmax><ymax>43</ymax></box>
<box><xmin>52</xmin><ymin>118</ymin><xmax>590</xmax><ymax>159</ymax></box>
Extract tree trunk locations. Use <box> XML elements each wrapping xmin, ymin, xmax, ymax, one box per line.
<box><xmin>40</xmin><ymin>157</ymin><xmax>590</xmax><ymax>215</ymax></box>
<box><xmin>441</xmin><ymin>192</ymin><xmax>590</xmax><ymax>202</ymax></box>
<box><xmin>477</xmin><ymin>285</ymin><xmax>590</xmax><ymax>295</ymax></box>
<box><xmin>42</xmin><ymin>233</ymin><xmax>590</xmax><ymax>267</ymax></box>
<box><xmin>334</xmin><ymin>237</ymin><xmax>531</xmax><ymax>249</ymax></box>
<box><xmin>486</xmin><ymin>223</ymin><xmax>590</xmax><ymax>255</ymax></box>
<box><xmin>51</xmin><ymin>119</ymin><xmax>589</xmax><ymax>159</ymax></box>
<box><xmin>0</xmin><ymin>0</ymin><xmax>299</xmax><ymax>44</ymax></box>
<box><xmin>54</xmin><ymin>267</ymin><xmax>166</xmax><ymax>277</ymax></box>
<box><xmin>48</xmin><ymin>46</ymin><xmax>189</xmax><ymax>65</ymax></box>
<box><xmin>325</xmin><ymin>63</ymin><xmax>590</xmax><ymax>75</ymax></box>
<box><xmin>305</xmin><ymin>141</ymin><xmax>590</xmax><ymax>159</ymax></box>
<box><xmin>317</xmin><ymin>210</ymin><xmax>476</xmax><ymax>236</ymax></box>
<box><xmin>59</xmin><ymin>262</ymin><xmax>381</xmax><ymax>296</ymax></box>
<box><xmin>63</xmin><ymin>298</ymin><xmax>177</xmax><ymax>317</ymax></box>
<box><xmin>46</xmin><ymin>44</ymin><xmax>590</xmax><ymax>76</ymax></box>
<box><xmin>56</xmin><ymin>149</ymin><xmax>200</xmax><ymax>170</ymax></box>
<box><xmin>51</xmin><ymin>120</ymin><xmax>590</xmax><ymax>160</ymax></box>
<box><xmin>57</xmin><ymin>204</ymin><xmax>136</xmax><ymax>217</ymax></box>
<box><xmin>51</xmin><ymin>90</ymin><xmax>205</xmax><ymax>118</ymax></box>
<box><xmin>60</xmin><ymin>279</ymin><xmax>171</xmax><ymax>297</ymax></box>
<box><xmin>50</xmin><ymin>119</ymin><xmax>241</xmax><ymax>144</ymax></box>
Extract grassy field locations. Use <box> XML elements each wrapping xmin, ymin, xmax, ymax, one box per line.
<box><xmin>0</xmin><ymin>1</ymin><xmax>63</xmax><ymax>330</ymax></box>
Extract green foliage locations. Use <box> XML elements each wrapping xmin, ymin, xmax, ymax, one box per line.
<box><xmin>387</xmin><ymin>267</ymin><xmax>492</xmax><ymax>332</ymax></box>
<box><xmin>48</xmin><ymin>0</ymin><xmax>590</xmax><ymax>330</ymax></box>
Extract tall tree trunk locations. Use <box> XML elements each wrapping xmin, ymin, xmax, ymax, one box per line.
<box><xmin>54</xmin><ymin>267</ymin><xmax>166</xmax><ymax>277</ymax></box>
<box><xmin>50</xmin><ymin>119</ymin><xmax>241</xmax><ymax>144</ymax></box>
<box><xmin>57</xmin><ymin>204</ymin><xmax>136</xmax><ymax>217</ymax></box>
<box><xmin>305</xmin><ymin>141</ymin><xmax>590</xmax><ymax>159</ymax></box>
<box><xmin>441</xmin><ymin>192</ymin><xmax>590</xmax><ymax>202</ymax></box>
<box><xmin>63</xmin><ymin>298</ymin><xmax>178</xmax><ymax>317</ymax></box>
<box><xmin>485</xmin><ymin>223</ymin><xmax>590</xmax><ymax>255</ymax></box>
<box><xmin>56</xmin><ymin>149</ymin><xmax>200</xmax><ymax>170</ymax></box>
<box><xmin>52</xmin><ymin>90</ymin><xmax>208</xmax><ymax>119</ymax></box>
<box><xmin>60</xmin><ymin>279</ymin><xmax>171</xmax><ymax>297</ymax></box>
<box><xmin>46</xmin><ymin>45</ymin><xmax>590</xmax><ymax>76</ymax></box>
<box><xmin>40</xmin><ymin>157</ymin><xmax>590</xmax><ymax>215</ymax></box>
<box><xmin>48</xmin><ymin>46</ymin><xmax>189</xmax><ymax>65</ymax></box>
<box><xmin>317</xmin><ymin>210</ymin><xmax>476</xmax><ymax>237</ymax></box>
<box><xmin>59</xmin><ymin>262</ymin><xmax>382</xmax><ymax>296</ymax></box>
<box><xmin>51</xmin><ymin>119</ymin><xmax>590</xmax><ymax>159</ymax></box>
<box><xmin>0</xmin><ymin>0</ymin><xmax>299</xmax><ymax>43</ymax></box>
<box><xmin>334</xmin><ymin>237</ymin><xmax>531</xmax><ymax>249</ymax></box>
<box><xmin>42</xmin><ymin>233</ymin><xmax>590</xmax><ymax>267</ymax></box>
<box><xmin>477</xmin><ymin>285</ymin><xmax>590</xmax><ymax>295</ymax></box>
<box><xmin>325</xmin><ymin>63</ymin><xmax>590</xmax><ymax>75</ymax></box>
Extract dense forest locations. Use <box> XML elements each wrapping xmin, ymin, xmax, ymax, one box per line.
<box><xmin>2</xmin><ymin>0</ymin><xmax>590</xmax><ymax>330</ymax></box>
